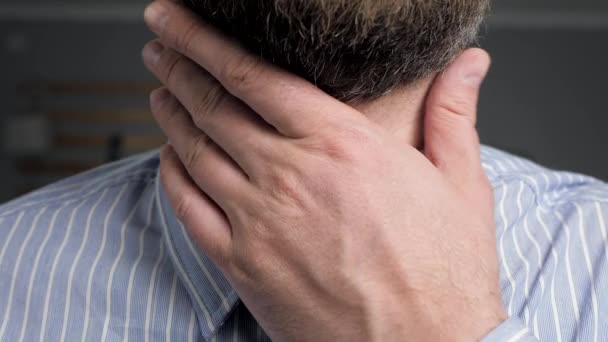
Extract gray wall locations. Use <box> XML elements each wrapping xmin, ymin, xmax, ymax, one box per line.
<box><xmin>478</xmin><ymin>29</ymin><xmax>608</xmax><ymax>179</ymax></box>
<box><xmin>0</xmin><ymin>2</ymin><xmax>607</xmax><ymax>202</ymax></box>
<box><xmin>492</xmin><ymin>0</ymin><xmax>608</xmax><ymax>12</ymax></box>
<box><xmin>0</xmin><ymin>21</ymin><xmax>157</xmax><ymax>202</ymax></box>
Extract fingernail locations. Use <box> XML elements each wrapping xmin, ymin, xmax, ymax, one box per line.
<box><xmin>143</xmin><ymin>41</ymin><xmax>163</xmax><ymax>65</ymax></box>
<box><xmin>463</xmin><ymin>63</ymin><xmax>490</xmax><ymax>87</ymax></box>
<box><xmin>150</xmin><ymin>87</ymin><xmax>170</xmax><ymax>111</ymax></box>
<box><xmin>144</xmin><ymin>2</ymin><xmax>168</xmax><ymax>33</ymax></box>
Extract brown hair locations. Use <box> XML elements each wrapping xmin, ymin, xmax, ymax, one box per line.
<box><xmin>184</xmin><ymin>0</ymin><xmax>489</xmax><ymax>103</ymax></box>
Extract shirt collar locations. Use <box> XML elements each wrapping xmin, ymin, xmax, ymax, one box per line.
<box><xmin>155</xmin><ymin>168</ymin><xmax>240</xmax><ymax>340</ymax></box>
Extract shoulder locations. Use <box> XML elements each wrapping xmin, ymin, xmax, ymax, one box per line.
<box><xmin>481</xmin><ymin>145</ymin><xmax>608</xmax><ymax>240</ymax></box>
<box><xmin>0</xmin><ymin>150</ymin><xmax>161</xmax><ymax>220</ymax></box>
<box><xmin>481</xmin><ymin>145</ymin><xmax>608</xmax><ymax>207</ymax></box>
<box><xmin>481</xmin><ymin>147</ymin><xmax>608</xmax><ymax>340</ymax></box>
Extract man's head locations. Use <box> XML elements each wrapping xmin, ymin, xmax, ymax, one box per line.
<box><xmin>183</xmin><ymin>0</ymin><xmax>489</xmax><ymax>103</ymax></box>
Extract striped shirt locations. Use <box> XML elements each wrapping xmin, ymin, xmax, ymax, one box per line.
<box><xmin>0</xmin><ymin>146</ymin><xmax>606</xmax><ymax>341</ymax></box>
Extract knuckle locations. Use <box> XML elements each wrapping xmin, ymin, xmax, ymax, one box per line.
<box><xmin>435</xmin><ymin>94</ymin><xmax>476</xmax><ymax>123</ymax></box>
<box><xmin>229</xmin><ymin>253</ymin><xmax>259</xmax><ymax>284</ymax></box>
<box><xmin>163</xmin><ymin>53</ymin><xmax>187</xmax><ymax>88</ymax></box>
<box><xmin>221</xmin><ymin>53</ymin><xmax>264</xmax><ymax>94</ymax></box>
<box><xmin>173</xmin><ymin>193</ymin><xmax>194</xmax><ymax>222</ymax></box>
<box><xmin>271</xmin><ymin>170</ymin><xmax>298</xmax><ymax>196</ymax></box>
<box><xmin>184</xmin><ymin>133</ymin><xmax>212</xmax><ymax>170</ymax></box>
<box><xmin>174</xmin><ymin>19</ymin><xmax>199</xmax><ymax>56</ymax></box>
<box><xmin>317</xmin><ymin>125</ymin><xmax>378</xmax><ymax>162</ymax></box>
<box><xmin>192</xmin><ymin>80</ymin><xmax>227</xmax><ymax>126</ymax></box>
<box><xmin>429</xmin><ymin>106</ymin><xmax>472</xmax><ymax>136</ymax></box>
<box><xmin>199</xmin><ymin>231</ymin><xmax>232</xmax><ymax>269</ymax></box>
<box><xmin>150</xmin><ymin>88</ymin><xmax>182</xmax><ymax>123</ymax></box>
<box><xmin>264</xmin><ymin>168</ymin><xmax>308</xmax><ymax>210</ymax></box>
<box><xmin>162</xmin><ymin>101</ymin><xmax>183</xmax><ymax>127</ymax></box>
<box><xmin>321</xmin><ymin>138</ymin><xmax>353</xmax><ymax>162</ymax></box>
<box><xmin>342</xmin><ymin>124</ymin><xmax>379</xmax><ymax>146</ymax></box>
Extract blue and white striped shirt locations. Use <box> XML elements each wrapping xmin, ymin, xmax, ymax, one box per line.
<box><xmin>0</xmin><ymin>146</ymin><xmax>606</xmax><ymax>341</ymax></box>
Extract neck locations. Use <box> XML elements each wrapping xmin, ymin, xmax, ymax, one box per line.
<box><xmin>351</xmin><ymin>78</ymin><xmax>434</xmax><ymax>149</ymax></box>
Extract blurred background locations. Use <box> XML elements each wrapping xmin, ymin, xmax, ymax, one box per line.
<box><xmin>0</xmin><ymin>0</ymin><xmax>606</xmax><ymax>202</ymax></box>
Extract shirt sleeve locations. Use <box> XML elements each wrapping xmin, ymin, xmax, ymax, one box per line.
<box><xmin>481</xmin><ymin>318</ymin><xmax>538</xmax><ymax>342</ymax></box>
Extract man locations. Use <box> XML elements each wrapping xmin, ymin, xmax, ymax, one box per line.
<box><xmin>0</xmin><ymin>1</ymin><xmax>605</xmax><ymax>342</ymax></box>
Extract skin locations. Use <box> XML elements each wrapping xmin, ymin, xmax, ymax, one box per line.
<box><xmin>142</xmin><ymin>0</ymin><xmax>507</xmax><ymax>340</ymax></box>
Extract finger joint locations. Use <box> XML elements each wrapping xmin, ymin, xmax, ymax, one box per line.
<box><xmin>175</xmin><ymin>19</ymin><xmax>199</xmax><ymax>57</ymax></box>
<box><xmin>221</xmin><ymin>53</ymin><xmax>264</xmax><ymax>95</ymax></box>
<box><xmin>185</xmin><ymin>133</ymin><xmax>212</xmax><ymax>171</ymax></box>
<box><xmin>163</xmin><ymin>53</ymin><xmax>188</xmax><ymax>90</ymax></box>
<box><xmin>192</xmin><ymin>80</ymin><xmax>227</xmax><ymax>127</ymax></box>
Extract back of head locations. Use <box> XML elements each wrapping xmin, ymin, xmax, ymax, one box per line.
<box><xmin>183</xmin><ymin>0</ymin><xmax>489</xmax><ymax>103</ymax></box>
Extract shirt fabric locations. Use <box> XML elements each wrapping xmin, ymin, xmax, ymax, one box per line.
<box><xmin>0</xmin><ymin>146</ymin><xmax>606</xmax><ymax>341</ymax></box>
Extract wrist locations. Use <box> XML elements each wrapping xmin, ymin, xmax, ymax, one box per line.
<box><xmin>447</xmin><ymin>295</ymin><xmax>507</xmax><ymax>341</ymax></box>
<box><xmin>361</xmin><ymin>293</ymin><xmax>506</xmax><ymax>341</ymax></box>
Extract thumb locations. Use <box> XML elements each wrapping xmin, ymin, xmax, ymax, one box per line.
<box><xmin>424</xmin><ymin>48</ymin><xmax>491</xmax><ymax>188</ymax></box>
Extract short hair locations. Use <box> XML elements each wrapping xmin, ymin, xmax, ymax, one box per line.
<box><xmin>183</xmin><ymin>0</ymin><xmax>489</xmax><ymax>103</ymax></box>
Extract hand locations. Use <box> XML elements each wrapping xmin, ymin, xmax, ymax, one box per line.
<box><xmin>142</xmin><ymin>1</ymin><xmax>506</xmax><ymax>341</ymax></box>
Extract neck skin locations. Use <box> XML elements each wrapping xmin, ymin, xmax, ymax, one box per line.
<box><xmin>351</xmin><ymin>77</ymin><xmax>434</xmax><ymax>149</ymax></box>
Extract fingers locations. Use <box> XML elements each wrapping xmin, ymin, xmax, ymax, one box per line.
<box><xmin>143</xmin><ymin>40</ymin><xmax>282</xmax><ymax>178</ymax></box>
<box><xmin>160</xmin><ymin>144</ymin><xmax>232</xmax><ymax>265</ymax></box>
<box><xmin>143</xmin><ymin>0</ymin><xmax>354</xmax><ymax>138</ymax></box>
<box><xmin>424</xmin><ymin>48</ymin><xmax>491</xmax><ymax>189</ymax></box>
<box><xmin>150</xmin><ymin>87</ymin><xmax>254</xmax><ymax>211</ymax></box>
